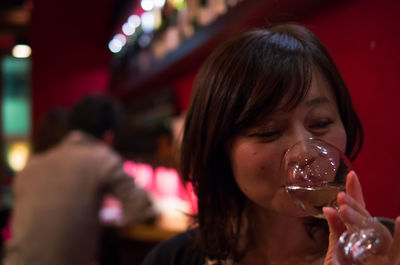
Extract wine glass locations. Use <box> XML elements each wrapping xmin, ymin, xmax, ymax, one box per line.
<box><xmin>334</xmin><ymin>217</ymin><xmax>393</xmax><ymax>265</ymax></box>
<box><xmin>282</xmin><ymin>138</ymin><xmax>392</xmax><ymax>265</ymax></box>
<box><xmin>283</xmin><ymin>138</ymin><xmax>351</xmax><ymax>218</ymax></box>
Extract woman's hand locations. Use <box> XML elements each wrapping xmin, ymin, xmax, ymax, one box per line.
<box><xmin>323</xmin><ymin>171</ymin><xmax>400</xmax><ymax>265</ymax></box>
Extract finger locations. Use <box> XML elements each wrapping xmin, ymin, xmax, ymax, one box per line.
<box><xmin>338</xmin><ymin>204</ymin><xmax>367</xmax><ymax>229</ymax></box>
<box><xmin>324</xmin><ymin>207</ymin><xmax>346</xmax><ymax>238</ymax></box>
<box><xmin>337</xmin><ymin>192</ymin><xmax>370</xmax><ymax>218</ymax></box>
<box><xmin>324</xmin><ymin>206</ymin><xmax>346</xmax><ymax>265</ymax></box>
<box><xmin>388</xmin><ymin>216</ymin><xmax>400</xmax><ymax>264</ymax></box>
<box><xmin>346</xmin><ymin>171</ymin><xmax>366</xmax><ymax>208</ymax></box>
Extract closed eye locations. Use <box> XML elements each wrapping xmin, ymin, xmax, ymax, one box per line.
<box><xmin>309</xmin><ymin>120</ymin><xmax>333</xmax><ymax>129</ymax></box>
<box><xmin>249</xmin><ymin>130</ymin><xmax>281</xmax><ymax>138</ymax></box>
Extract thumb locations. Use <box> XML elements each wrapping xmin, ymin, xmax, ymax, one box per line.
<box><xmin>323</xmin><ymin>207</ymin><xmax>346</xmax><ymax>265</ymax></box>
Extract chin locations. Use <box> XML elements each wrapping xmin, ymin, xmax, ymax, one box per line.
<box><xmin>273</xmin><ymin>189</ymin><xmax>310</xmax><ymax>218</ymax></box>
<box><xmin>279</xmin><ymin>202</ymin><xmax>309</xmax><ymax>218</ymax></box>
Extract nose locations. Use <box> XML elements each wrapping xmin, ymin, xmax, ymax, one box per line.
<box><xmin>282</xmin><ymin>138</ymin><xmax>318</xmax><ymax>186</ymax></box>
<box><xmin>285</xmin><ymin>140</ymin><xmax>315</xmax><ymax>169</ymax></box>
<box><xmin>283</xmin><ymin>125</ymin><xmax>315</xmax><ymax>173</ymax></box>
<box><xmin>287</xmin><ymin>124</ymin><xmax>314</xmax><ymax>152</ymax></box>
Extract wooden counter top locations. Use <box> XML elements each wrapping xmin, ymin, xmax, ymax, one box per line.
<box><xmin>117</xmin><ymin>223</ymin><xmax>185</xmax><ymax>242</ymax></box>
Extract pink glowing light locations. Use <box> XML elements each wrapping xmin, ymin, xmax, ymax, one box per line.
<box><xmin>154</xmin><ymin>167</ymin><xmax>180</xmax><ymax>197</ymax></box>
<box><xmin>123</xmin><ymin>160</ymin><xmax>198</xmax><ymax>214</ymax></box>
<box><xmin>185</xmin><ymin>182</ymin><xmax>198</xmax><ymax>214</ymax></box>
<box><xmin>123</xmin><ymin>161</ymin><xmax>136</xmax><ymax>176</ymax></box>
<box><xmin>123</xmin><ymin>161</ymin><xmax>154</xmax><ymax>189</ymax></box>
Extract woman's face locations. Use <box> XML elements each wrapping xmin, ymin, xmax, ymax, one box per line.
<box><xmin>227</xmin><ymin>70</ymin><xmax>347</xmax><ymax>217</ymax></box>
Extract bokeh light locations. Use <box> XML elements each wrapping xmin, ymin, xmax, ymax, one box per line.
<box><xmin>12</xmin><ymin>44</ymin><xmax>32</xmax><ymax>58</ymax></box>
<box><xmin>7</xmin><ymin>142</ymin><xmax>30</xmax><ymax>172</ymax></box>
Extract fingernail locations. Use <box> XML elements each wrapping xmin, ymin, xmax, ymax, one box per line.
<box><xmin>348</xmin><ymin>170</ymin><xmax>357</xmax><ymax>178</ymax></box>
<box><xmin>337</xmin><ymin>192</ymin><xmax>346</xmax><ymax>201</ymax></box>
<box><xmin>322</xmin><ymin>207</ymin><xmax>330</xmax><ymax>217</ymax></box>
<box><xmin>396</xmin><ymin>216</ymin><xmax>400</xmax><ymax>223</ymax></box>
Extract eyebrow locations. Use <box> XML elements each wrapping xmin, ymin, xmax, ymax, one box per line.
<box><xmin>305</xmin><ymin>96</ymin><xmax>331</xmax><ymax>107</ymax></box>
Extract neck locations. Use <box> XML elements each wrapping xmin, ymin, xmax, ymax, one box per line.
<box><xmin>238</xmin><ymin>205</ymin><xmax>327</xmax><ymax>265</ymax></box>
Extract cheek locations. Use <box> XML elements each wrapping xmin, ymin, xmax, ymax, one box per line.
<box><xmin>229</xmin><ymin>141</ymin><xmax>283</xmax><ymax>203</ymax></box>
<box><xmin>325</xmin><ymin>124</ymin><xmax>347</xmax><ymax>154</ymax></box>
<box><xmin>230</xmin><ymin>144</ymin><xmax>264</xmax><ymax>182</ymax></box>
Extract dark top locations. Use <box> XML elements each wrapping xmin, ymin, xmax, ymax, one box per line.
<box><xmin>141</xmin><ymin>218</ymin><xmax>396</xmax><ymax>265</ymax></box>
<box><xmin>141</xmin><ymin>229</ymin><xmax>206</xmax><ymax>265</ymax></box>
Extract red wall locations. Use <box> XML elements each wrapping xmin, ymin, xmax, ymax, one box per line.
<box><xmin>174</xmin><ymin>0</ymin><xmax>400</xmax><ymax>218</ymax></box>
<box><xmin>30</xmin><ymin>0</ymin><xmax>115</xmax><ymax>134</ymax></box>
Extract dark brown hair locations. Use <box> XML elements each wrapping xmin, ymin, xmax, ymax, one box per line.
<box><xmin>180</xmin><ymin>23</ymin><xmax>363</xmax><ymax>261</ymax></box>
<box><xmin>68</xmin><ymin>94</ymin><xmax>122</xmax><ymax>139</ymax></box>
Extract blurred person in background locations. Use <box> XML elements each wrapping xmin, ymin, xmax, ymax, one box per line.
<box><xmin>0</xmin><ymin>107</ymin><xmax>68</xmax><ymax>261</ymax></box>
<box><xmin>3</xmin><ymin>94</ymin><xmax>157</xmax><ymax>265</ymax></box>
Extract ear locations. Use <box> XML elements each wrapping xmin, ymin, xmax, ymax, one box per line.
<box><xmin>102</xmin><ymin>130</ymin><xmax>115</xmax><ymax>147</ymax></box>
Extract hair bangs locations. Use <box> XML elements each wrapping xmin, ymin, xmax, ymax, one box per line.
<box><xmin>233</xmin><ymin>35</ymin><xmax>313</xmax><ymax>133</ymax></box>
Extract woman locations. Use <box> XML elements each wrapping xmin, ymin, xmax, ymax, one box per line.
<box><xmin>142</xmin><ymin>24</ymin><xmax>400</xmax><ymax>265</ymax></box>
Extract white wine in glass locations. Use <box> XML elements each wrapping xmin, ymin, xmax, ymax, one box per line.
<box><xmin>286</xmin><ymin>184</ymin><xmax>345</xmax><ymax>218</ymax></box>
